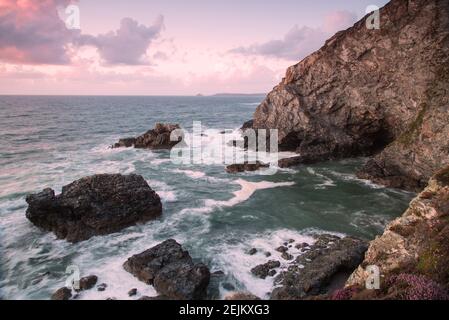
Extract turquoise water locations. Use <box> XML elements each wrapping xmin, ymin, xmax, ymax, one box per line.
<box><xmin>0</xmin><ymin>96</ymin><xmax>414</xmax><ymax>300</ymax></box>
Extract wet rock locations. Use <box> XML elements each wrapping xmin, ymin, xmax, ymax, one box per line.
<box><xmin>240</xmin><ymin>120</ymin><xmax>254</xmax><ymax>132</ymax></box>
<box><xmin>275</xmin><ymin>246</ymin><xmax>288</xmax><ymax>253</ymax></box>
<box><xmin>113</xmin><ymin>123</ymin><xmax>182</xmax><ymax>150</ymax></box>
<box><xmin>271</xmin><ymin>236</ymin><xmax>368</xmax><ymax>299</ymax></box>
<box><xmin>51</xmin><ymin>287</ymin><xmax>72</xmax><ymax>300</ymax></box>
<box><xmin>295</xmin><ymin>243</ymin><xmax>309</xmax><ymax>250</ymax></box>
<box><xmin>112</xmin><ymin>137</ymin><xmax>136</xmax><ymax>148</ymax></box>
<box><xmin>222</xmin><ymin>282</ymin><xmax>236</xmax><ymax>291</ymax></box>
<box><xmin>97</xmin><ymin>283</ymin><xmax>108</xmax><ymax>292</ymax></box>
<box><xmin>268</xmin><ymin>270</ymin><xmax>277</xmax><ymax>277</ymax></box>
<box><xmin>251</xmin><ymin>260</ymin><xmax>281</xmax><ymax>279</ymax></box>
<box><xmin>25</xmin><ymin>174</ymin><xmax>162</xmax><ymax>243</ymax></box>
<box><xmin>226</xmin><ymin>161</ymin><xmax>269</xmax><ymax>174</ymax></box>
<box><xmin>128</xmin><ymin>288</ymin><xmax>137</xmax><ymax>297</ymax></box>
<box><xmin>77</xmin><ymin>275</ymin><xmax>98</xmax><ymax>291</ymax></box>
<box><xmin>225</xmin><ymin>292</ymin><xmax>261</xmax><ymax>300</ymax></box>
<box><xmin>123</xmin><ymin>239</ymin><xmax>210</xmax><ymax>300</ymax></box>
<box><xmin>281</xmin><ymin>252</ymin><xmax>293</xmax><ymax>261</ymax></box>
<box><xmin>248</xmin><ymin>248</ymin><xmax>258</xmax><ymax>255</ymax></box>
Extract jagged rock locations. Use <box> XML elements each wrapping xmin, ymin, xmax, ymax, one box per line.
<box><xmin>77</xmin><ymin>275</ymin><xmax>98</xmax><ymax>291</ymax></box>
<box><xmin>113</xmin><ymin>137</ymin><xmax>136</xmax><ymax>148</ymax></box>
<box><xmin>51</xmin><ymin>287</ymin><xmax>72</xmax><ymax>300</ymax></box>
<box><xmin>248</xmin><ymin>248</ymin><xmax>258</xmax><ymax>255</ymax></box>
<box><xmin>226</xmin><ymin>161</ymin><xmax>269</xmax><ymax>173</ymax></box>
<box><xmin>281</xmin><ymin>252</ymin><xmax>293</xmax><ymax>261</ymax></box>
<box><xmin>128</xmin><ymin>288</ymin><xmax>137</xmax><ymax>297</ymax></box>
<box><xmin>123</xmin><ymin>239</ymin><xmax>210</xmax><ymax>300</ymax></box>
<box><xmin>251</xmin><ymin>260</ymin><xmax>281</xmax><ymax>279</ymax></box>
<box><xmin>275</xmin><ymin>246</ymin><xmax>288</xmax><ymax>253</ymax></box>
<box><xmin>248</xmin><ymin>0</ymin><xmax>449</xmax><ymax>191</ymax></box>
<box><xmin>113</xmin><ymin>123</ymin><xmax>182</xmax><ymax>150</ymax></box>
<box><xmin>97</xmin><ymin>283</ymin><xmax>107</xmax><ymax>292</ymax></box>
<box><xmin>25</xmin><ymin>174</ymin><xmax>162</xmax><ymax>243</ymax></box>
<box><xmin>345</xmin><ymin>166</ymin><xmax>449</xmax><ymax>299</ymax></box>
<box><xmin>225</xmin><ymin>292</ymin><xmax>261</xmax><ymax>300</ymax></box>
<box><xmin>271</xmin><ymin>236</ymin><xmax>368</xmax><ymax>299</ymax></box>
<box><xmin>240</xmin><ymin>120</ymin><xmax>254</xmax><ymax>132</ymax></box>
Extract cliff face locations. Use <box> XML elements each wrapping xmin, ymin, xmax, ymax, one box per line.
<box><xmin>342</xmin><ymin>166</ymin><xmax>449</xmax><ymax>299</ymax></box>
<box><xmin>252</xmin><ymin>0</ymin><xmax>449</xmax><ymax>191</ymax></box>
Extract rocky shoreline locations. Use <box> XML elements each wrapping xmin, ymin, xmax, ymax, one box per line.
<box><xmin>23</xmin><ymin>0</ymin><xmax>449</xmax><ymax>301</ymax></box>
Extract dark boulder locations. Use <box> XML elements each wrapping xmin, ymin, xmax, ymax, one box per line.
<box><xmin>113</xmin><ymin>123</ymin><xmax>182</xmax><ymax>150</ymax></box>
<box><xmin>51</xmin><ymin>287</ymin><xmax>72</xmax><ymax>300</ymax></box>
<box><xmin>123</xmin><ymin>239</ymin><xmax>210</xmax><ymax>300</ymax></box>
<box><xmin>77</xmin><ymin>275</ymin><xmax>98</xmax><ymax>291</ymax></box>
<box><xmin>128</xmin><ymin>288</ymin><xmax>138</xmax><ymax>297</ymax></box>
<box><xmin>226</xmin><ymin>161</ymin><xmax>269</xmax><ymax>174</ymax></box>
<box><xmin>26</xmin><ymin>174</ymin><xmax>162</xmax><ymax>243</ymax></box>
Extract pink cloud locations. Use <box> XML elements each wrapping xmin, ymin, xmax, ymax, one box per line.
<box><xmin>230</xmin><ymin>10</ymin><xmax>357</xmax><ymax>61</ymax></box>
<box><xmin>76</xmin><ymin>16</ymin><xmax>164</xmax><ymax>65</ymax></box>
<box><xmin>0</xmin><ymin>0</ymin><xmax>164</xmax><ymax>66</ymax></box>
<box><xmin>0</xmin><ymin>0</ymin><xmax>75</xmax><ymax>64</ymax></box>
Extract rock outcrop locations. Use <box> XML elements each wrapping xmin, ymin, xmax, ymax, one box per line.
<box><xmin>26</xmin><ymin>174</ymin><xmax>162</xmax><ymax>243</ymax></box>
<box><xmin>113</xmin><ymin>123</ymin><xmax>182</xmax><ymax>150</ymax></box>
<box><xmin>123</xmin><ymin>239</ymin><xmax>210</xmax><ymax>300</ymax></box>
<box><xmin>342</xmin><ymin>166</ymin><xmax>449</xmax><ymax>300</ymax></box>
<box><xmin>270</xmin><ymin>235</ymin><xmax>368</xmax><ymax>300</ymax></box>
<box><xmin>248</xmin><ymin>0</ymin><xmax>449</xmax><ymax>191</ymax></box>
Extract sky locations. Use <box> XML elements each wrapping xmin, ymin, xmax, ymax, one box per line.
<box><xmin>0</xmin><ymin>0</ymin><xmax>389</xmax><ymax>95</ymax></box>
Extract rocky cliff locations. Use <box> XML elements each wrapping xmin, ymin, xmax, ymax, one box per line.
<box><xmin>250</xmin><ymin>0</ymin><xmax>449</xmax><ymax>191</ymax></box>
<box><xmin>339</xmin><ymin>166</ymin><xmax>449</xmax><ymax>300</ymax></box>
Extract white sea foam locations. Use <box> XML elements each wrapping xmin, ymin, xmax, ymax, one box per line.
<box><xmin>179</xmin><ymin>179</ymin><xmax>295</xmax><ymax>215</ymax></box>
<box><xmin>306</xmin><ymin>167</ymin><xmax>336</xmax><ymax>189</ymax></box>
<box><xmin>173</xmin><ymin>169</ymin><xmax>206</xmax><ymax>179</ymax></box>
<box><xmin>146</xmin><ymin>180</ymin><xmax>177</xmax><ymax>202</ymax></box>
<box><xmin>215</xmin><ymin>229</ymin><xmax>317</xmax><ymax>299</ymax></box>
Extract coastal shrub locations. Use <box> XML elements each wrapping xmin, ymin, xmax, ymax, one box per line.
<box><xmin>330</xmin><ymin>286</ymin><xmax>360</xmax><ymax>300</ymax></box>
<box><xmin>387</xmin><ymin>273</ymin><xmax>449</xmax><ymax>300</ymax></box>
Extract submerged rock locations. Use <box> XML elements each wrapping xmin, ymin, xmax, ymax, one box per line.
<box><xmin>247</xmin><ymin>0</ymin><xmax>449</xmax><ymax>191</ymax></box>
<box><xmin>226</xmin><ymin>161</ymin><xmax>269</xmax><ymax>173</ymax></box>
<box><xmin>113</xmin><ymin>123</ymin><xmax>182</xmax><ymax>150</ymax></box>
<box><xmin>25</xmin><ymin>174</ymin><xmax>162</xmax><ymax>243</ymax></box>
<box><xmin>271</xmin><ymin>235</ymin><xmax>368</xmax><ymax>300</ymax></box>
<box><xmin>51</xmin><ymin>287</ymin><xmax>72</xmax><ymax>300</ymax></box>
<box><xmin>123</xmin><ymin>239</ymin><xmax>210</xmax><ymax>300</ymax></box>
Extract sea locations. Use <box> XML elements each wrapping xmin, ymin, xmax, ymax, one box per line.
<box><xmin>0</xmin><ymin>95</ymin><xmax>414</xmax><ymax>300</ymax></box>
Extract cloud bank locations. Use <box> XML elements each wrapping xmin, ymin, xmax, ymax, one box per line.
<box><xmin>0</xmin><ymin>0</ymin><xmax>164</xmax><ymax>65</ymax></box>
<box><xmin>77</xmin><ymin>16</ymin><xmax>164</xmax><ymax>65</ymax></box>
<box><xmin>231</xmin><ymin>11</ymin><xmax>357</xmax><ymax>61</ymax></box>
<box><xmin>0</xmin><ymin>0</ymin><xmax>75</xmax><ymax>64</ymax></box>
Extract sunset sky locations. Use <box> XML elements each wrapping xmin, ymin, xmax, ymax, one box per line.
<box><xmin>0</xmin><ymin>0</ymin><xmax>388</xmax><ymax>95</ymax></box>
